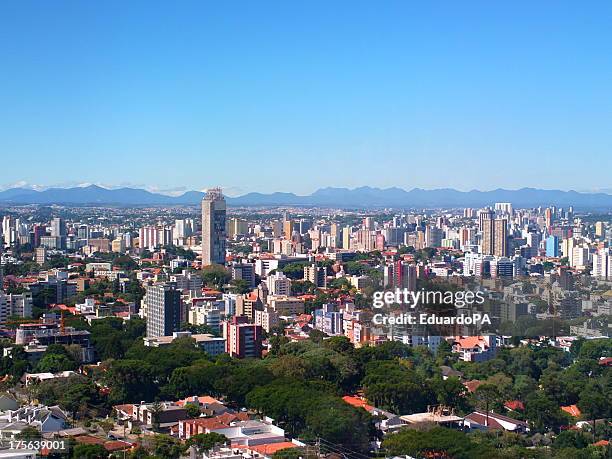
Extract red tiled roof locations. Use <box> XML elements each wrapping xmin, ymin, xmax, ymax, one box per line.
<box><xmin>454</xmin><ymin>336</ymin><xmax>487</xmax><ymax>349</ymax></box>
<box><xmin>113</xmin><ymin>404</ymin><xmax>135</xmax><ymax>417</ymax></box>
<box><xmin>342</xmin><ymin>395</ymin><xmax>375</xmax><ymax>412</ymax></box>
<box><xmin>182</xmin><ymin>417</ymin><xmax>228</xmax><ymax>430</ymax></box>
<box><xmin>75</xmin><ymin>435</ymin><xmax>105</xmax><ymax>445</ymax></box>
<box><xmin>598</xmin><ymin>357</ymin><xmax>612</xmax><ymax>366</ymax></box>
<box><xmin>463</xmin><ymin>380</ymin><xmax>483</xmax><ymax>393</ymax></box>
<box><xmin>504</xmin><ymin>400</ymin><xmax>525</xmax><ymax>411</ymax></box>
<box><xmin>176</xmin><ymin>395</ymin><xmax>221</xmax><ymax>406</ymax></box>
<box><xmin>104</xmin><ymin>440</ymin><xmax>133</xmax><ymax>451</ymax></box>
<box><xmin>249</xmin><ymin>442</ymin><xmax>298</xmax><ymax>455</ymax></box>
<box><xmin>561</xmin><ymin>405</ymin><xmax>581</xmax><ymax>417</ymax></box>
<box><xmin>465</xmin><ymin>413</ymin><xmax>504</xmax><ymax>430</ymax></box>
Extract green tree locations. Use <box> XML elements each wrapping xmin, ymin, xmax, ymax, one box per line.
<box><xmin>184</xmin><ymin>403</ymin><xmax>201</xmax><ymax>418</ymax></box>
<box><xmin>525</xmin><ymin>391</ymin><xmax>567</xmax><ymax>433</ymax></box>
<box><xmin>201</xmin><ymin>264</ymin><xmax>231</xmax><ymax>289</ymax></box>
<box><xmin>71</xmin><ymin>443</ymin><xmax>108</xmax><ymax>459</ymax></box>
<box><xmin>229</xmin><ymin>279</ymin><xmax>251</xmax><ymax>294</ymax></box>
<box><xmin>272</xmin><ymin>447</ymin><xmax>316</xmax><ymax>459</ymax></box>
<box><xmin>186</xmin><ymin>432</ymin><xmax>228</xmax><ymax>450</ymax></box>
<box><xmin>36</xmin><ymin>353</ymin><xmax>78</xmax><ymax>373</ymax></box>
<box><xmin>553</xmin><ymin>430</ymin><xmax>590</xmax><ymax>449</ymax></box>
<box><xmin>150</xmin><ymin>434</ymin><xmax>184</xmax><ymax>459</ymax></box>
<box><xmin>382</xmin><ymin>426</ymin><xmax>490</xmax><ymax>459</ymax></box>
<box><xmin>578</xmin><ymin>379</ymin><xmax>612</xmax><ymax>420</ymax></box>
<box><xmin>106</xmin><ymin>359</ymin><xmax>158</xmax><ymax>404</ymax></box>
<box><xmin>473</xmin><ymin>384</ymin><xmax>504</xmax><ymax>419</ymax></box>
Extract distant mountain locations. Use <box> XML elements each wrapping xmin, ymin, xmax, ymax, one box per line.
<box><xmin>0</xmin><ymin>185</ymin><xmax>178</xmax><ymax>205</ymax></box>
<box><xmin>0</xmin><ymin>185</ymin><xmax>611</xmax><ymax>208</ymax></box>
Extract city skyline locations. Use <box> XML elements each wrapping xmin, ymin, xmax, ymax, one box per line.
<box><xmin>2</xmin><ymin>2</ymin><xmax>612</xmax><ymax>193</ymax></box>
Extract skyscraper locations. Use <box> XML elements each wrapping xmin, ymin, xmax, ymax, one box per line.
<box><xmin>201</xmin><ymin>188</ymin><xmax>227</xmax><ymax>266</ymax></box>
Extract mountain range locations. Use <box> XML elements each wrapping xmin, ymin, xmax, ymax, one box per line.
<box><xmin>0</xmin><ymin>185</ymin><xmax>611</xmax><ymax>209</ymax></box>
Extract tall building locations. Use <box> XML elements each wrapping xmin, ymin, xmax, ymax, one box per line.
<box><xmin>480</xmin><ymin>210</ymin><xmax>495</xmax><ymax>255</ymax></box>
<box><xmin>330</xmin><ymin>223</ymin><xmax>340</xmax><ymax>248</ymax></box>
<box><xmin>50</xmin><ymin>217</ymin><xmax>66</xmax><ymax>249</ymax></box>
<box><xmin>494</xmin><ymin>202</ymin><xmax>513</xmax><ymax>216</ymax></box>
<box><xmin>493</xmin><ymin>218</ymin><xmax>508</xmax><ymax>257</ymax></box>
<box><xmin>227</xmin><ymin>218</ymin><xmax>248</xmax><ymax>239</ymax></box>
<box><xmin>283</xmin><ymin>219</ymin><xmax>293</xmax><ymax>240</ymax></box>
<box><xmin>593</xmin><ymin>249</ymin><xmax>611</xmax><ymax>279</ymax></box>
<box><xmin>425</xmin><ymin>226</ymin><xmax>443</xmax><ymax>248</ymax></box>
<box><xmin>266</xmin><ymin>271</ymin><xmax>292</xmax><ymax>296</ymax></box>
<box><xmin>342</xmin><ymin>226</ymin><xmax>352</xmax><ymax>249</ymax></box>
<box><xmin>201</xmin><ymin>188</ymin><xmax>227</xmax><ymax>266</ymax></box>
<box><xmin>392</xmin><ymin>261</ymin><xmax>417</xmax><ymax>290</ymax></box>
<box><xmin>223</xmin><ymin>315</ymin><xmax>263</xmax><ymax>358</ymax></box>
<box><xmin>50</xmin><ymin>217</ymin><xmax>66</xmax><ymax>238</ymax></box>
<box><xmin>231</xmin><ymin>263</ymin><xmax>256</xmax><ymax>288</ymax></box>
<box><xmin>545</xmin><ymin>235</ymin><xmax>559</xmax><ymax>257</ymax></box>
<box><xmin>145</xmin><ymin>283</ymin><xmax>182</xmax><ymax>338</ymax></box>
<box><xmin>304</xmin><ymin>264</ymin><xmax>327</xmax><ymax>287</ymax></box>
<box><xmin>545</xmin><ymin>208</ymin><xmax>554</xmax><ymax>228</ymax></box>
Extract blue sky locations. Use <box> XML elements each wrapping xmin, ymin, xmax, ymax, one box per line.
<box><xmin>1</xmin><ymin>1</ymin><xmax>611</xmax><ymax>195</ymax></box>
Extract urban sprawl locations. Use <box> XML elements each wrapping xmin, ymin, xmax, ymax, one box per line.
<box><xmin>0</xmin><ymin>189</ymin><xmax>610</xmax><ymax>458</ymax></box>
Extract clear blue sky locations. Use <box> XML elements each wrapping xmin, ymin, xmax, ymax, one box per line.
<box><xmin>1</xmin><ymin>1</ymin><xmax>611</xmax><ymax>195</ymax></box>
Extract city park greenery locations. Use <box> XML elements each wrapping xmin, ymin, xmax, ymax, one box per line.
<box><xmin>1</xmin><ymin>310</ymin><xmax>610</xmax><ymax>458</ymax></box>
<box><xmin>0</xmin><ymin>250</ymin><xmax>610</xmax><ymax>458</ymax></box>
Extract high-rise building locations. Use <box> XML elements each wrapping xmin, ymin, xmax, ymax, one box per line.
<box><xmin>425</xmin><ymin>225</ymin><xmax>443</xmax><ymax>248</ymax></box>
<box><xmin>480</xmin><ymin>210</ymin><xmax>495</xmax><ymax>255</ymax></box>
<box><xmin>266</xmin><ymin>271</ymin><xmax>292</xmax><ymax>296</ymax></box>
<box><xmin>545</xmin><ymin>208</ymin><xmax>554</xmax><ymax>228</ymax></box>
<box><xmin>595</xmin><ymin>221</ymin><xmax>605</xmax><ymax>238</ymax></box>
<box><xmin>271</xmin><ymin>220</ymin><xmax>283</xmax><ymax>238</ymax></box>
<box><xmin>493</xmin><ymin>219</ymin><xmax>508</xmax><ymax>257</ymax></box>
<box><xmin>342</xmin><ymin>226</ymin><xmax>352</xmax><ymax>249</ymax></box>
<box><xmin>50</xmin><ymin>217</ymin><xmax>66</xmax><ymax>249</ymax></box>
<box><xmin>545</xmin><ymin>235</ymin><xmax>559</xmax><ymax>257</ymax></box>
<box><xmin>330</xmin><ymin>223</ymin><xmax>340</xmax><ymax>248</ymax></box>
<box><xmin>35</xmin><ymin>247</ymin><xmax>47</xmax><ymax>265</ymax></box>
<box><xmin>494</xmin><ymin>202</ymin><xmax>513</xmax><ymax>216</ymax></box>
<box><xmin>304</xmin><ymin>264</ymin><xmax>327</xmax><ymax>287</ymax></box>
<box><xmin>228</xmin><ymin>218</ymin><xmax>248</xmax><ymax>238</ymax></box>
<box><xmin>392</xmin><ymin>261</ymin><xmax>417</xmax><ymax>290</ymax></box>
<box><xmin>593</xmin><ymin>249</ymin><xmax>611</xmax><ymax>280</ymax></box>
<box><xmin>201</xmin><ymin>188</ymin><xmax>227</xmax><ymax>266</ymax></box>
<box><xmin>223</xmin><ymin>315</ymin><xmax>263</xmax><ymax>358</ymax></box>
<box><xmin>145</xmin><ymin>283</ymin><xmax>182</xmax><ymax>338</ymax></box>
<box><xmin>50</xmin><ymin>217</ymin><xmax>66</xmax><ymax>237</ymax></box>
<box><xmin>231</xmin><ymin>263</ymin><xmax>256</xmax><ymax>288</ymax></box>
<box><xmin>283</xmin><ymin>218</ymin><xmax>293</xmax><ymax>240</ymax></box>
